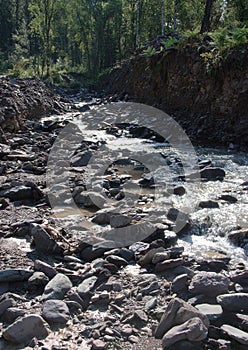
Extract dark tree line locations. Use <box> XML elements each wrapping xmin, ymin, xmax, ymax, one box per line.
<box><xmin>0</xmin><ymin>0</ymin><xmax>247</xmax><ymax>78</ymax></box>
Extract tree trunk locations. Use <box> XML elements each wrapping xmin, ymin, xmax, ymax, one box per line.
<box><xmin>136</xmin><ymin>0</ymin><xmax>141</xmax><ymax>48</ymax></box>
<box><xmin>200</xmin><ymin>0</ymin><xmax>215</xmax><ymax>34</ymax></box>
<box><xmin>161</xmin><ymin>0</ymin><xmax>165</xmax><ymax>36</ymax></box>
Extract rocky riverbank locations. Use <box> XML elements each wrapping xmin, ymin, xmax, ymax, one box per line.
<box><xmin>0</xmin><ymin>78</ymin><xmax>248</xmax><ymax>349</ymax></box>
<box><xmin>100</xmin><ymin>44</ymin><xmax>248</xmax><ymax>151</ymax></box>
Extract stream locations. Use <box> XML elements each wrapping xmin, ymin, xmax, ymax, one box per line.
<box><xmin>43</xmin><ymin>99</ymin><xmax>248</xmax><ymax>267</ymax></box>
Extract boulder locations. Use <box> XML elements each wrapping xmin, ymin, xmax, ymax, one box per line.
<box><xmin>199</xmin><ymin>167</ymin><xmax>225</xmax><ymax>180</ymax></box>
<box><xmin>110</xmin><ymin>214</ymin><xmax>132</xmax><ymax>228</ymax></box>
<box><xmin>162</xmin><ymin>317</ymin><xmax>208</xmax><ymax>348</ymax></box>
<box><xmin>188</xmin><ymin>271</ymin><xmax>230</xmax><ymax>297</ymax></box>
<box><xmin>3</xmin><ymin>314</ymin><xmax>49</xmax><ymax>344</ymax></box>
<box><xmin>155</xmin><ymin>297</ymin><xmax>209</xmax><ymax>339</ymax></box>
<box><xmin>31</xmin><ymin>224</ymin><xmax>63</xmax><ymax>254</ymax></box>
<box><xmin>34</xmin><ymin>259</ymin><xmax>57</xmax><ymax>278</ymax></box>
<box><xmin>42</xmin><ymin>273</ymin><xmax>72</xmax><ymax>301</ymax></box>
<box><xmin>217</xmin><ymin>293</ymin><xmax>248</xmax><ymax>312</ymax></box>
<box><xmin>77</xmin><ymin>276</ymin><xmax>98</xmax><ymax>296</ymax></box>
<box><xmin>42</xmin><ymin>299</ymin><xmax>70</xmax><ymax>324</ymax></box>
<box><xmin>221</xmin><ymin>324</ymin><xmax>248</xmax><ymax>345</ymax></box>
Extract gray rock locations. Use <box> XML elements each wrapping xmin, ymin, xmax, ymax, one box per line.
<box><xmin>139</xmin><ymin>247</ymin><xmax>165</xmax><ymax>266</ymax></box>
<box><xmin>152</xmin><ymin>252</ymin><xmax>170</xmax><ymax>265</ymax></box>
<box><xmin>71</xmin><ymin>151</ymin><xmax>92</xmax><ymax>167</ymax></box>
<box><xmin>189</xmin><ymin>271</ymin><xmax>230</xmax><ymax>297</ymax></box>
<box><xmin>110</xmin><ymin>214</ymin><xmax>132</xmax><ymax>228</ymax></box>
<box><xmin>80</xmin><ymin>246</ymin><xmax>107</xmax><ymax>262</ymax></box>
<box><xmin>217</xmin><ymin>293</ymin><xmax>248</xmax><ymax>312</ymax></box>
<box><xmin>42</xmin><ymin>273</ymin><xmax>72</xmax><ymax>300</ymax></box>
<box><xmin>199</xmin><ymin>167</ymin><xmax>225</xmax><ymax>180</ymax></box>
<box><xmin>105</xmin><ymin>255</ymin><xmax>128</xmax><ymax>267</ymax></box>
<box><xmin>172</xmin><ymin>274</ymin><xmax>188</xmax><ymax>293</ymax></box>
<box><xmin>198</xmin><ymin>200</ymin><xmax>219</xmax><ymax>209</ymax></box>
<box><xmin>92</xmin><ymin>339</ymin><xmax>106</xmax><ymax>349</ymax></box>
<box><xmin>155</xmin><ymin>258</ymin><xmax>184</xmax><ymax>272</ymax></box>
<box><xmin>42</xmin><ymin>299</ymin><xmax>70</xmax><ymax>324</ymax></box>
<box><xmin>0</xmin><ymin>298</ymin><xmax>14</xmax><ymax>317</ymax></box>
<box><xmin>31</xmin><ymin>224</ymin><xmax>63</xmax><ymax>254</ymax></box>
<box><xmin>0</xmin><ymin>269</ymin><xmax>32</xmax><ymax>282</ymax></box>
<box><xmin>0</xmin><ymin>186</ymin><xmax>33</xmax><ymax>201</ymax></box>
<box><xmin>146</xmin><ymin>297</ymin><xmax>157</xmax><ymax>311</ymax></box>
<box><xmin>162</xmin><ymin>317</ymin><xmax>208</xmax><ymax>348</ymax></box>
<box><xmin>34</xmin><ymin>259</ymin><xmax>57</xmax><ymax>278</ymax></box>
<box><xmin>195</xmin><ymin>304</ymin><xmax>223</xmax><ymax>321</ymax></box>
<box><xmin>28</xmin><ymin>272</ymin><xmax>49</xmax><ymax>287</ymax></box>
<box><xmin>221</xmin><ymin>324</ymin><xmax>248</xmax><ymax>345</ymax></box>
<box><xmin>74</xmin><ymin>190</ymin><xmax>106</xmax><ymax>208</ymax></box>
<box><xmin>155</xmin><ymin>297</ymin><xmax>210</xmax><ymax>339</ymax></box>
<box><xmin>228</xmin><ymin>229</ymin><xmax>248</xmax><ymax>246</ymax></box>
<box><xmin>2</xmin><ymin>307</ymin><xmax>26</xmax><ymax>323</ymax></box>
<box><xmin>3</xmin><ymin>314</ymin><xmax>49</xmax><ymax>344</ymax></box>
<box><xmin>77</xmin><ymin>276</ymin><xmax>98</xmax><ymax>296</ymax></box>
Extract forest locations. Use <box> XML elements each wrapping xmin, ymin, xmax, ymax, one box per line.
<box><xmin>0</xmin><ymin>0</ymin><xmax>247</xmax><ymax>83</ymax></box>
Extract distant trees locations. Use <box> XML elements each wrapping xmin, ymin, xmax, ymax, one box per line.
<box><xmin>0</xmin><ymin>0</ymin><xmax>247</xmax><ymax>78</ymax></box>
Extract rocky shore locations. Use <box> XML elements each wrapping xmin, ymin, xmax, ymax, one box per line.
<box><xmin>0</xmin><ymin>78</ymin><xmax>248</xmax><ymax>349</ymax></box>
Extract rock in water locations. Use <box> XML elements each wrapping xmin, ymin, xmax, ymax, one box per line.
<box><xmin>3</xmin><ymin>314</ymin><xmax>49</xmax><ymax>344</ymax></box>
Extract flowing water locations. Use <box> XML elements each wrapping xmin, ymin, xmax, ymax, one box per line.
<box><xmin>43</xmin><ymin>102</ymin><xmax>248</xmax><ymax>266</ymax></box>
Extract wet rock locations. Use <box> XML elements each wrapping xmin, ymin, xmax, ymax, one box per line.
<box><xmin>230</xmin><ymin>270</ymin><xmax>248</xmax><ymax>286</ymax></box>
<box><xmin>0</xmin><ymin>269</ymin><xmax>32</xmax><ymax>282</ymax></box>
<box><xmin>188</xmin><ymin>271</ymin><xmax>230</xmax><ymax>297</ymax></box>
<box><xmin>0</xmin><ymin>197</ymin><xmax>9</xmax><ymax>209</ymax></box>
<box><xmin>173</xmin><ymin>186</ymin><xmax>186</xmax><ymax>196</ymax></box>
<box><xmin>198</xmin><ymin>200</ymin><xmax>219</xmax><ymax>209</ymax></box>
<box><xmin>0</xmin><ymin>186</ymin><xmax>33</xmax><ymax>201</ymax></box>
<box><xmin>167</xmin><ymin>208</ymin><xmax>190</xmax><ymax>223</ymax></box>
<box><xmin>71</xmin><ymin>151</ymin><xmax>92</xmax><ymax>166</ymax></box>
<box><xmin>217</xmin><ymin>293</ymin><xmax>248</xmax><ymax>312</ymax></box>
<box><xmin>228</xmin><ymin>229</ymin><xmax>248</xmax><ymax>247</ymax></box>
<box><xmin>74</xmin><ymin>190</ymin><xmax>106</xmax><ymax>208</ymax></box>
<box><xmin>31</xmin><ymin>224</ymin><xmax>63</xmax><ymax>254</ymax></box>
<box><xmin>3</xmin><ymin>314</ymin><xmax>49</xmax><ymax>344</ymax></box>
<box><xmin>77</xmin><ymin>276</ymin><xmax>98</xmax><ymax>296</ymax></box>
<box><xmin>221</xmin><ymin>324</ymin><xmax>248</xmax><ymax>345</ymax></box>
<box><xmin>42</xmin><ymin>273</ymin><xmax>72</xmax><ymax>301</ymax></box>
<box><xmin>162</xmin><ymin>317</ymin><xmax>208</xmax><ymax>348</ymax></box>
<box><xmin>155</xmin><ymin>297</ymin><xmax>209</xmax><ymax>339</ymax></box>
<box><xmin>109</xmin><ymin>214</ymin><xmax>131</xmax><ymax>228</ymax></box>
<box><xmin>199</xmin><ymin>167</ymin><xmax>225</xmax><ymax>180</ymax></box>
<box><xmin>34</xmin><ymin>260</ymin><xmax>57</xmax><ymax>278</ymax></box>
<box><xmin>218</xmin><ymin>194</ymin><xmax>237</xmax><ymax>203</ymax></box>
<box><xmin>42</xmin><ymin>299</ymin><xmax>70</xmax><ymax>324</ymax></box>
<box><xmin>155</xmin><ymin>258</ymin><xmax>184</xmax><ymax>272</ymax></box>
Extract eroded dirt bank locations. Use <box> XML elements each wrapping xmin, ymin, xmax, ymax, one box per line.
<box><xmin>101</xmin><ymin>44</ymin><xmax>248</xmax><ymax>151</ymax></box>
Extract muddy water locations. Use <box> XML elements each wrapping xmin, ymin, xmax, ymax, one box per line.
<box><xmin>43</xmin><ymin>106</ymin><xmax>248</xmax><ymax>266</ymax></box>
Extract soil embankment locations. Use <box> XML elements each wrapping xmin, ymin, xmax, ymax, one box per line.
<box><xmin>101</xmin><ymin>44</ymin><xmax>248</xmax><ymax>150</ymax></box>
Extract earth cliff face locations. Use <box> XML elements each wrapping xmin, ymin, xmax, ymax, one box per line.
<box><xmin>0</xmin><ymin>77</ymin><xmax>70</xmax><ymax>133</ymax></box>
<box><xmin>101</xmin><ymin>44</ymin><xmax>248</xmax><ymax>150</ymax></box>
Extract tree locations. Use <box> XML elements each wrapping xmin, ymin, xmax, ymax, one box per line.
<box><xmin>136</xmin><ymin>0</ymin><xmax>141</xmax><ymax>47</ymax></box>
<box><xmin>201</xmin><ymin>0</ymin><xmax>215</xmax><ymax>33</ymax></box>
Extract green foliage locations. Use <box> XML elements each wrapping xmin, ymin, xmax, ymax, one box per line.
<box><xmin>211</xmin><ymin>26</ymin><xmax>248</xmax><ymax>50</ymax></box>
<box><xmin>142</xmin><ymin>46</ymin><xmax>157</xmax><ymax>57</ymax></box>
<box><xmin>162</xmin><ymin>37</ymin><xmax>179</xmax><ymax>49</ymax></box>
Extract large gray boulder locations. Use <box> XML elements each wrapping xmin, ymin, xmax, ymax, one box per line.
<box><xmin>162</xmin><ymin>317</ymin><xmax>208</xmax><ymax>348</ymax></box>
<box><xmin>155</xmin><ymin>297</ymin><xmax>209</xmax><ymax>339</ymax></box>
<box><xmin>217</xmin><ymin>293</ymin><xmax>248</xmax><ymax>312</ymax></box>
<box><xmin>189</xmin><ymin>271</ymin><xmax>230</xmax><ymax>297</ymax></box>
<box><xmin>42</xmin><ymin>273</ymin><xmax>72</xmax><ymax>301</ymax></box>
<box><xmin>3</xmin><ymin>314</ymin><xmax>49</xmax><ymax>344</ymax></box>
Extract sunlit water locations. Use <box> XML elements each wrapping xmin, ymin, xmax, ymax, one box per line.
<box><xmin>42</xmin><ymin>108</ymin><xmax>248</xmax><ymax>266</ymax></box>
